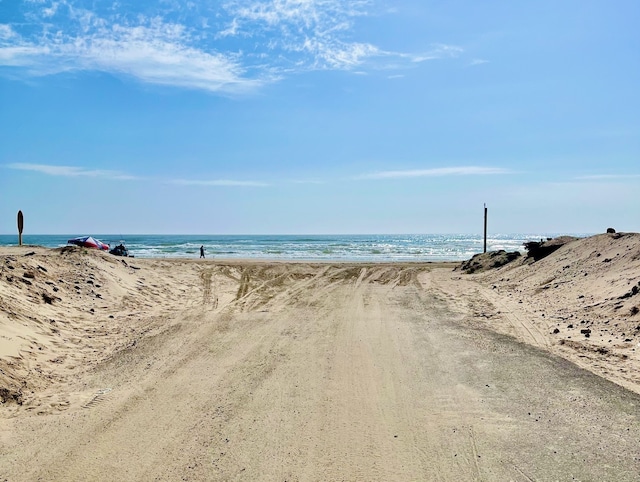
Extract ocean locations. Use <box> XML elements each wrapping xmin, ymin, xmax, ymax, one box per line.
<box><xmin>0</xmin><ymin>233</ymin><xmax>586</xmax><ymax>262</ymax></box>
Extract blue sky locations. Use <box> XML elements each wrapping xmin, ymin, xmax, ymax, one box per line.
<box><xmin>1</xmin><ymin>0</ymin><xmax>638</xmax><ymax>235</ymax></box>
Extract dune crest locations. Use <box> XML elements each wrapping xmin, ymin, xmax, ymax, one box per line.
<box><xmin>445</xmin><ymin>232</ymin><xmax>640</xmax><ymax>393</ymax></box>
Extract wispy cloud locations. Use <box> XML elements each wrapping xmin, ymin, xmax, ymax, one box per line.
<box><xmin>470</xmin><ymin>58</ymin><xmax>489</xmax><ymax>66</ymax></box>
<box><xmin>358</xmin><ymin>166</ymin><xmax>510</xmax><ymax>180</ymax></box>
<box><xmin>0</xmin><ymin>1</ymin><xmax>462</xmax><ymax>91</ymax></box>
<box><xmin>169</xmin><ymin>179</ymin><xmax>269</xmax><ymax>187</ymax></box>
<box><xmin>222</xmin><ymin>2</ymin><xmax>462</xmax><ymax>71</ymax></box>
<box><xmin>6</xmin><ymin>163</ymin><xmax>138</xmax><ymax>180</ymax></box>
<box><xmin>287</xmin><ymin>179</ymin><xmax>325</xmax><ymax>185</ymax></box>
<box><xmin>6</xmin><ymin>162</ymin><xmax>270</xmax><ymax>186</ymax></box>
<box><xmin>0</xmin><ymin>15</ymin><xmax>262</xmax><ymax>93</ymax></box>
<box><xmin>406</xmin><ymin>44</ymin><xmax>463</xmax><ymax>63</ymax></box>
<box><xmin>0</xmin><ymin>24</ymin><xmax>16</xmax><ymax>40</ymax></box>
<box><xmin>575</xmin><ymin>174</ymin><xmax>640</xmax><ymax>181</ymax></box>
<box><xmin>220</xmin><ymin>0</ymin><xmax>378</xmax><ymax>71</ymax></box>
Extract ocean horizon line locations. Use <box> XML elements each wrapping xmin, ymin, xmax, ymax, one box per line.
<box><xmin>0</xmin><ymin>233</ymin><xmax>594</xmax><ymax>262</ymax></box>
<box><xmin>0</xmin><ymin>232</ymin><xmax>595</xmax><ymax>238</ymax></box>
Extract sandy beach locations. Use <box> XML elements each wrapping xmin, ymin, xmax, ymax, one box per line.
<box><xmin>1</xmin><ymin>233</ymin><xmax>640</xmax><ymax>480</ymax></box>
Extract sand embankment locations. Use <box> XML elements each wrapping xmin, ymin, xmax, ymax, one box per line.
<box><xmin>439</xmin><ymin>232</ymin><xmax>640</xmax><ymax>393</ymax></box>
<box><xmin>0</xmin><ymin>245</ymin><xmax>202</xmax><ymax>410</ymax></box>
<box><xmin>0</xmin><ymin>237</ymin><xmax>639</xmax><ymax>480</ymax></box>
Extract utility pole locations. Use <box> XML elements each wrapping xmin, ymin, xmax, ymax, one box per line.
<box><xmin>483</xmin><ymin>204</ymin><xmax>488</xmax><ymax>253</ymax></box>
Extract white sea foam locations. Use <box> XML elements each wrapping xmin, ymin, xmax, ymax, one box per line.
<box><xmin>0</xmin><ymin>233</ymin><xmax>593</xmax><ymax>261</ymax></box>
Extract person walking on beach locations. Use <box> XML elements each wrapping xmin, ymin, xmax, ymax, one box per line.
<box><xmin>200</xmin><ymin>245</ymin><xmax>205</xmax><ymax>258</ymax></box>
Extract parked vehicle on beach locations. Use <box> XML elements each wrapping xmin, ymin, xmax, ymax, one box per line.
<box><xmin>109</xmin><ymin>243</ymin><xmax>133</xmax><ymax>257</ymax></box>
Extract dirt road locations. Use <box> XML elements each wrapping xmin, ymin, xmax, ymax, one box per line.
<box><xmin>2</xmin><ymin>262</ymin><xmax>640</xmax><ymax>481</ymax></box>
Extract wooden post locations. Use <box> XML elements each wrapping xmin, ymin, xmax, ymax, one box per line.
<box><xmin>17</xmin><ymin>210</ymin><xmax>24</xmax><ymax>246</ymax></box>
<box><xmin>483</xmin><ymin>204</ymin><xmax>487</xmax><ymax>253</ymax></box>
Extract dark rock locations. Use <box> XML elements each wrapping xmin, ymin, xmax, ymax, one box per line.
<box><xmin>458</xmin><ymin>250</ymin><xmax>521</xmax><ymax>274</ymax></box>
<box><xmin>42</xmin><ymin>293</ymin><xmax>55</xmax><ymax>304</ymax></box>
<box><xmin>553</xmin><ymin>328</ymin><xmax>560</xmax><ymax>334</ymax></box>
<box><xmin>0</xmin><ymin>387</ymin><xmax>23</xmax><ymax>405</ymax></box>
<box><xmin>607</xmin><ymin>228</ymin><xmax>616</xmax><ymax>234</ymax></box>
<box><xmin>523</xmin><ymin>236</ymin><xmax>578</xmax><ymax>261</ymax></box>
<box><xmin>23</xmin><ymin>271</ymin><xmax>35</xmax><ymax>279</ymax></box>
<box><xmin>581</xmin><ymin>328</ymin><xmax>591</xmax><ymax>336</ymax></box>
<box><xmin>619</xmin><ymin>285</ymin><xmax>640</xmax><ymax>300</ymax></box>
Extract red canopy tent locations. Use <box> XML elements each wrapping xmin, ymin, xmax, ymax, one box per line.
<box><xmin>67</xmin><ymin>236</ymin><xmax>110</xmax><ymax>251</ymax></box>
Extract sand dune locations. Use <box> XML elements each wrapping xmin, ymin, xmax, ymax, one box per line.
<box><xmin>441</xmin><ymin>232</ymin><xmax>640</xmax><ymax>393</ymax></box>
<box><xmin>1</xmin><ymin>236</ymin><xmax>639</xmax><ymax>480</ymax></box>
<box><xmin>1</xmin><ymin>246</ymin><xmax>199</xmax><ymax>411</ymax></box>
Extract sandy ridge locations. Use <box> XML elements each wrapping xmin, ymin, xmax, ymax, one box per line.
<box><xmin>456</xmin><ymin>233</ymin><xmax>640</xmax><ymax>394</ymax></box>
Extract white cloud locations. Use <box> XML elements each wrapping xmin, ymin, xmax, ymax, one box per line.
<box><xmin>288</xmin><ymin>179</ymin><xmax>325</xmax><ymax>185</ymax></box>
<box><xmin>227</xmin><ymin>0</ymin><xmax>369</xmax><ymax>28</ymax></box>
<box><xmin>408</xmin><ymin>44</ymin><xmax>463</xmax><ymax>63</ymax></box>
<box><xmin>217</xmin><ymin>18</ymin><xmax>241</xmax><ymax>38</ymax></box>
<box><xmin>170</xmin><ymin>179</ymin><xmax>269</xmax><ymax>187</ymax></box>
<box><xmin>0</xmin><ymin>1</ymin><xmax>463</xmax><ymax>91</ymax></box>
<box><xmin>305</xmin><ymin>40</ymin><xmax>381</xmax><ymax>69</ymax></box>
<box><xmin>0</xmin><ymin>24</ymin><xmax>17</xmax><ymax>40</ymax></box>
<box><xmin>221</xmin><ymin>0</ymin><xmax>459</xmax><ymax>71</ymax></box>
<box><xmin>470</xmin><ymin>58</ymin><xmax>489</xmax><ymax>66</ymax></box>
<box><xmin>358</xmin><ymin>166</ymin><xmax>511</xmax><ymax>180</ymax></box>
<box><xmin>0</xmin><ymin>17</ymin><xmax>262</xmax><ymax>93</ymax></box>
<box><xmin>42</xmin><ymin>1</ymin><xmax>61</xmax><ymax>18</ymax></box>
<box><xmin>575</xmin><ymin>174</ymin><xmax>640</xmax><ymax>181</ymax></box>
<box><xmin>6</xmin><ymin>163</ymin><xmax>138</xmax><ymax>180</ymax></box>
<box><xmin>6</xmin><ymin>162</ymin><xmax>272</xmax><ymax>186</ymax></box>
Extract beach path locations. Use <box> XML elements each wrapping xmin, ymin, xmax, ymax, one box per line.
<box><xmin>1</xmin><ymin>259</ymin><xmax>640</xmax><ymax>480</ymax></box>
